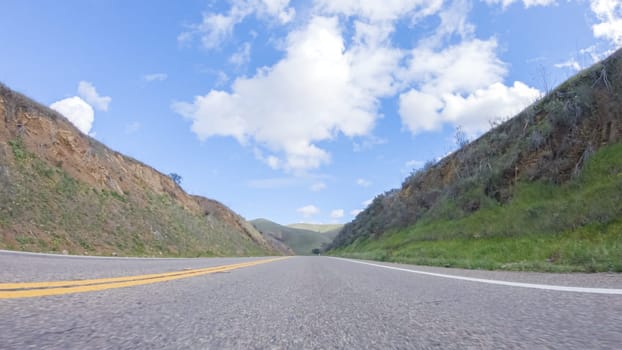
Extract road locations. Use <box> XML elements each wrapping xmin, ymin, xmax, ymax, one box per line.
<box><xmin>1</xmin><ymin>251</ymin><xmax>621</xmax><ymax>349</ymax></box>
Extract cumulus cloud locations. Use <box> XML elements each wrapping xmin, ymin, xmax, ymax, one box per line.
<box><xmin>400</xmin><ymin>82</ymin><xmax>540</xmax><ymax>136</ymax></box>
<box><xmin>78</xmin><ymin>81</ymin><xmax>111</xmax><ymax>111</ymax></box>
<box><xmin>484</xmin><ymin>0</ymin><xmax>556</xmax><ymax>8</ymax></box>
<box><xmin>591</xmin><ymin>0</ymin><xmax>622</xmax><ymax>45</ymax></box>
<box><xmin>179</xmin><ymin>0</ymin><xmax>295</xmax><ymax>49</ymax></box>
<box><xmin>143</xmin><ymin>73</ymin><xmax>168</xmax><ymax>82</ymax></box>
<box><xmin>174</xmin><ymin>16</ymin><xmax>398</xmax><ymax>172</ymax></box>
<box><xmin>330</xmin><ymin>209</ymin><xmax>345</xmax><ymax>219</ymax></box>
<box><xmin>399</xmin><ymin>39</ymin><xmax>540</xmax><ymax>136</ymax></box>
<box><xmin>177</xmin><ymin>0</ymin><xmax>541</xmax><ymax>173</ymax></box>
<box><xmin>404</xmin><ymin>39</ymin><xmax>507</xmax><ymax>95</ymax></box>
<box><xmin>297</xmin><ymin>204</ymin><xmax>320</xmax><ymax>218</ymax></box>
<box><xmin>50</xmin><ymin>97</ymin><xmax>95</xmax><ymax>134</ymax></box>
<box><xmin>362</xmin><ymin>198</ymin><xmax>373</xmax><ymax>206</ymax></box>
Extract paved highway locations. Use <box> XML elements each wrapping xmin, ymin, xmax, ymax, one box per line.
<box><xmin>1</xmin><ymin>251</ymin><xmax>621</xmax><ymax>349</ymax></box>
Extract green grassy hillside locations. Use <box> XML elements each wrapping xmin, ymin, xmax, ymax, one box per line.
<box><xmin>328</xmin><ymin>48</ymin><xmax>622</xmax><ymax>272</ymax></box>
<box><xmin>252</xmin><ymin>219</ymin><xmax>335</xmax><ymax>255</ymax></box>
<box><xmin>331</xmin><ymin>143</ymin><xmax>622</xmax><ymax>271</ymax></box>
<box><xmin>287</xmin><ymin>223</ymin><xmax>343</xmax><ymax>238</ymax></box>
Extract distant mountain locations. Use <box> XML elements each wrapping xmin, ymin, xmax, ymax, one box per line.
<box><xmin>0</xmin><ymin>83</ymin><xmax>286</xmax><ymax>257</ymax></box>
<box><xmin>328</xmin><ymin>48</ymin><xmax>622</xmax><ymax>272</ymax></box>
<box><xmin>251</xmin><ymin>219</ymin><xmax>335</xmax><ymax>255</ymax></box>
<box><xmin>287</xmin><ymin>223</ymin><xmax>343</xmax><ymax>239</ymax></box>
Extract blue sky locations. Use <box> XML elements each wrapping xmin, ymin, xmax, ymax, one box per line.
<box><xmin>1</xmin><ymin>0</ymin><xmax>620</xmax><ymax>224</ymax></box>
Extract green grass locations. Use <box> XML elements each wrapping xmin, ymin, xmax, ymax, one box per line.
<box><xmin>251</xmin><ymin>219</ymin><xmax>334</xmax><ymax>255</ymax></box>
<box><xmin>0</xmin><ymin>139</ymin><xmax>275</xmax><ymax>257</ymax></box>
<box><xmin>330</xmin><ymin>143</ymin><xmax>622</xmax><ymax>272</ymax></box>
<box><xmin>287</xmin><ymin>223</ymin><xmax>343</xmax><ymax>234</ymax></box>
<box><xmin>333</xmin><ymin>221</ymin><xmax>622</xmax><ymax>272</ymax></box>
<box><xmin>8</xmin><ymin>139</ymin><xmax>30</xmax><ymax>161</ymax></box>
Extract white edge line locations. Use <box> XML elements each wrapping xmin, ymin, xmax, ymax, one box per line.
<box><xmin>0</xmin><ymin>249</ymin><xmax>276</xmax><ymax>261</ymax></box>
<box><xmin>332</xmin><ymin>257</ymin><xmax>622</xmax><ymax>295</ymax></box>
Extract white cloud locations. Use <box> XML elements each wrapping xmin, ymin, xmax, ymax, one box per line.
<box><xmin>554</xmin><ymin>59</ymin><xmax>582</xmax><ymax>71</ymax></box>
<box><xmin>356</xmin><ymin>178</ymin><xmax>372</xmax><ymax>187</ymax></box>
<box><xmin>179</xmin><ymin>0</ymin><xmax>295</xmax><ymax>49</ymax></box>
<box><xmin>350</xmin><ymin>209</ymin><xmax>363</xmax><ymax>216</ymax></box>
<box><xmin>404</xmin><ymin>39</ymin><xmax>506</xmax><ymax>95</ymax></box>
<box><xmin>484</xmin><ymin>0</ymin><xmax>556</xmax><ymax>9</ymax></box>
<box><xmin>441</xmin><ymin>82</ymin><xmax>540</xmax><ymax>135</ymax></box>
<box><xmin>174</xmin><ymin>16</ymin><xmax>397</xmax><ymax>172</ymax></box>
<box><xmin>399</xmin><ymin>90</ymin><xmax>444</xmax><ymax>133</ymax></box>
<box><xmin>420</xmin><ymin>0</ymin><xmax>474</xmax><ymax>46</ymax></box>
<box><xmin>143</xmin><ymin>73</ymin><xmax>168</xmax><ymax>82</ymax></box>
<box><xmin>591</xmin><ymin>0</ymin><xmax>622</xmax><ymax>45</ymax></box>
<box><xmin>297</xmin><ymin>204</ymin><xmax>320</xmax><ymax>217</ymax></box>
<box><xmin>77</xmin><ymin>81</ymin><xmax>111</xmax><ymax>112</ymax></box>
<box><xmin>230</xmin><ymin>42</ymin><xmax>252</xmax><ymax>66</ymax></box>
<box><xmin>399</xmin><ymin>39</ymin><xmax>540</xmax><ymax>136</ymax></box>
<box><xmin>50</xmin><ymin>97</ymin><xmax>95</xmax><ymax>134</ymax></box>
<box><xmin>177</xmin><ymin>0</ymin><xmax>542</xmax><ymax>173</ymax></box>
<box><xmin>330</xmin><ymin>209</ymin><xmax>345</xmax><ymax>219</ymax></box>
<box><xmin>262</xmin><ymin>0</ymin><xmax>296</xmax><ymax>23</ymax></box>
<box><xmin>310</xmin><ymin>182</ymin><xmax>327</xmax><ymax>191</ymax></box>
<box><xmin>202</xmin><ymin>13</ymin><xmax>236</xmax><ymax>49</ymax></box>
<box><xmin>314</xmin><ymin>0</ymin><xmax>444</xmax><ymax>22</ymax></box>
<box><xmin>581</xmin><ymin>45</ymin><xmax>610</xmax><ymax>62</ymax></box>
<box><xmin>362</xmin><ymin>199</ymin><xmax>373</xmax><ymax>206</ymax></box>
<box><xmin>215</xmin><ymin>71</ymin><xmax>230</xmax><ymax>87</ymax></box>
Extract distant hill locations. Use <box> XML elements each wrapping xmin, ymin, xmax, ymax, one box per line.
<box><xmin>251</xmin><ymin>219</ymin><xmax>335</xmax><ymax>255</ymax></box>
<box><xmin>328</xmin><ymin>48</ymin><xmax>622</xmax><ymax>272</ymax></box>
<box><xmin>0</xmin><ymin>84</ymin><xmax>286</xmax><ymax>257</ymax></box>
<box><xmin>287</xmin><ymin>223</ymin><xmax>342</xmax><ymax>238</ymax></box>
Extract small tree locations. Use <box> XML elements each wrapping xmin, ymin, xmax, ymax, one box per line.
<box><xmin>455</xmin><ymin>125</ymin><xmax>469</xmax><ymax>149</ymax></box>
<box><xmin>169</xmin><ymin>173</ymin><xmax>182</xmax><ymax>185</ymax></box>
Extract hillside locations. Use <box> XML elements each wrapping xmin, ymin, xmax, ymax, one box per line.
<box><xmin>328</xmin><ymin>49</ymin><xmax>622</xmax><ymax>272</ymax></box>
<box><xmin>0</xmin><ymin>83</ymin><xmax>286</xmax><ymax>257</ymax></box>
<box><xmin>287</xmin><ymin>223</ymin><xmax>342</xmax><ymax>239</ymax></box>
<box><xmin>251</xmin><ymin>219</ymin><xmax>334</xmax><ymax>255</ymax></box>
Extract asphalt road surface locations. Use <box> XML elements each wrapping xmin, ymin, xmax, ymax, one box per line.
<box><xmin>1</xmin><ymin>250</ymin><xmax>621</xmax><ymax>349</ymax></box>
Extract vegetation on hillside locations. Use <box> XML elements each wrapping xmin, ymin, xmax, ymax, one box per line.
<box><xmin>328</xmin><ymin>49</ymin><xmax>622</xmax><ymax>272</ymax></box>
<box><xmin>0</xmin><ymin>84</ymin><xmax>283</xmax><ymax>257</ymax></box>
<box><xmin>251</xmin><ymin>219</ymin><xmax>335</xmax><ymax>255</ymax></box>
<box><xmin>287</xmin><ymin>223</ymin><xmax>343</xmax><ymax>238</ymax></box>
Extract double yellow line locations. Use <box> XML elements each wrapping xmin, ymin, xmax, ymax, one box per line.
<box><xmin>0</xmin><ymin>257</ymin><xmax>287</xmax><ymax>299</ymax></box>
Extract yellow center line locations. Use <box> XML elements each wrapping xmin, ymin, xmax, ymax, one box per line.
<box><xmin>0</xmin><ymin>257</ymin><xmax>288</xmax><ymax>299</ymax></box>
<box><xmin>0</xmin><ymin>260</ymin><xmax>271</xmax><ymax>290</ymax></box>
